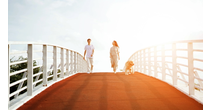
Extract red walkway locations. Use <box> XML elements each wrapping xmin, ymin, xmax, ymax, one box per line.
<box><xmin>18</xmin><ymin>72</ymin><xmax>203</xmax><ymax>110</ymax></box>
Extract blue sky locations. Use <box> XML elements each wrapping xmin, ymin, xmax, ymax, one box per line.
<box><xmin>8</xmin><ymin>0</ymin><xmax>203</xmax><ymax>72</ymax></box>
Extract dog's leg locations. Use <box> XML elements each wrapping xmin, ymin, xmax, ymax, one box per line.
<box><xmin>129</xmin><ymin>69</ymin><xmax>131</xmax><ymax>74</ymax></box>
<box><xmin>132</xmin><ymin>67</ymin><xmax>134</xmax><ymax>74</ymax></box>
<box><xmin>125</xmin><ymin>69</ymin><xmax>128</xmax><ymax>75</ymax></box>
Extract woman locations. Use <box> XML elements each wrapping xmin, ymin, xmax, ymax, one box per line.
<box><xmin>110</xmin><ymin>40</ymin><xmax>120</xmax><ymax>73</ymax></box>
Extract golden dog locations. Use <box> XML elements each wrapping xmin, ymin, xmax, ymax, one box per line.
<box><xmin>125</xmin><ymin>61</ymin><xmax>134</xmax><ymax>75</ymax></box>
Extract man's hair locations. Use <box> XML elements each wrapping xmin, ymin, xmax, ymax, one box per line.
<box><xmin>87</xmin><ymin>38</ymin><xmax>91</xmax><ymax>41</ymax></box>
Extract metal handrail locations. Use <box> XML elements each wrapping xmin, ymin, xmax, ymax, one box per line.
<box><xmin>124</xmin><ymin>39</ymin><xmax>203</xmax><ymax>103</ymax></box>
<box><xmin>8</xmin><ymin>42</ymin><xmax>89</xmax><ymax>109</ymax></box>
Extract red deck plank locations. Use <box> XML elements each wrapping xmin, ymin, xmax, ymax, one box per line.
<box><xmin>17</xmin><ymin>72</ymin><xmax>203</xmax><ymax>110</ymax></box>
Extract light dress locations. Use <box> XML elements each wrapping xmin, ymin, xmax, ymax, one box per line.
<box><xmin>110</xmin><ymin>46</ymin><xmax>119</xmax><ymax>70</ymax></box>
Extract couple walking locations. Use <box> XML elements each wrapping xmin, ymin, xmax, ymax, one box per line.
<box><xmin>83</xmin><ymin>38</ymin><xmax>120</xmax><ymax>74</ymax></box>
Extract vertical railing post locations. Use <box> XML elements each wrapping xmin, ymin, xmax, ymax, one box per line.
<box><xmin>80</xmin><ymin>55</ymin><xmax>82</xmax><ymax>72</ymax></box>
<box><xmin>143</xmin><ymin>49</ymin><xmax>146</xmax><ymax>74</ymax></box>
<box><xmin>8</xmin><ymin>44</ymin><xmax>10</xmax><ymax>103</ymax></box>
<box><xmin>66</xmin><ymin>49</ymin><xmax>69</xmax><ymax>76</ymax></box>
<box><xmin>78</xmin><ymin>53</ymin><xmax>80</xmax><ymax>72</ymax></box>
<box><xmin>148</xmin><ymin>48</ymin><xmax>151</xmax><ymax>76</ymax></box>
<box><xmin>70</xmin><ymin>51</ymin><xmax>73</xmax><ymax>74</ymax></box>
<box><xmin>83</xmin><ymin>59</ymin><xmax>85</xmax><ymax>72</ymax></box>
<box><xmin>172</xmin><ymin>43</ymin><xmax>177</xmax><ymax>85</ymax></box>
<box><xmin>82</xmin><ymin>56</ymin><xmax>84</xmax><ymax>72</ymax></box>
<box><xmin>79</xmin><ymin>55</ymin><xmax>81</xmax><ymax>72</ymax></box>
<box><xmin>42</xmin><ymin>45</ymin><xmax>47</xmax><ymax>86</ymax></box>
<box><xmin>53</xmin><ymin>46</ymin><xmax>57</xmax><ymax>81</ymax></box>
<box><xmin>188</xmin><ymin>42</ymin><xmax>194</xmax><ymax>95</ymax></box>
<box><xmin>136</xmin><ymin>52</ymin><xmax>139</xmax><ymax>72</ymax></box>
<box><xmin>80</xmin><ymin>57</ymin><xmax>82</xmax><ymax>72</ymax></box>
<box><xmin>162</xmin><ymin>45</ymin><xmax>166</xmax><ymax>81</ymax></box>
<box><xmin>74</xmin><ymin>52</ymin><xmax>77</xmax><ymax>73</ymax></box>
<box><xmin>27</xmin><ymin>44</ymin><xmax>33</xmax><ymax>96</ymax></box>
<box><xmin>134</xmin><ymin>54</ymin><xmax>136</xmax><ymax>71</ymax></box>
<box><xmin>61</xmin><ymin>48</ymin><xmax>64</xmax><ymax>78</ymax></box>
<box><xmin>154</xmin><ymin>46</ymin><xmax>158</xmax><ymax>77</ymax></box>
<box><xmin>140</xmin><ymin>50</ymin><xmax>142</xmax><ymax>73</ymax></box>
<box><xmin>78</xmin><ymin>54</ymin><xmax>80</xmax><ymax>72</ymax></box>
<box><xmin>77</xmin><ymin>53</ymin><xmax>79</xmax><ymax>72</ymax></box>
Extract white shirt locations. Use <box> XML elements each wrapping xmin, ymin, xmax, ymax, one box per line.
<box><xmin>84</xmin><ymin>44</ymin><xmax>95</xmax><ymax>58</ymax></box>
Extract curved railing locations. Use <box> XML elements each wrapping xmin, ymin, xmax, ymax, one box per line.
<box><xmin>8</xmin><ymin>42</ymin><xmax>89</xmax><ymax>110</ymax></box>
<box><xmin>124</xmin><ymin>40</ymin><xmax>203</xmax><ymax>103</ymax></box>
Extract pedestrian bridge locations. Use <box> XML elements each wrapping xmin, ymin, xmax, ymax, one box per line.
<box><xmin>8</xmin><ymin>40</ymin><xmax>203</xmax><ymax>110</ymax></box>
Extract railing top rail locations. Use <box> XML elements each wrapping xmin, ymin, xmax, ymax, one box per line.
<box><xmin>139</xmin><ymin>39</ymin><xmax>202</xmax><ymax>50</ymax></box>
<box><xmin>127</xmin><ymin>39</ymin><xmax>203</xmax><ymax>60</ymax></box>
<box><xmin>8</xmin><ymin>41</ymin><xmax>82</xmax><ymax>55</ymax></box>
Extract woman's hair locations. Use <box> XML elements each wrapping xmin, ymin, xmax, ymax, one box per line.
<box><xmin>113</xmin><ymin>40</ymin><xmax>119</xmax><ymax>47</ymax></box>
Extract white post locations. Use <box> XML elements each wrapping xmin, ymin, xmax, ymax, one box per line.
<box><xmin>70</xmin><ymin>51</ymin><xmax>73</xmax><ymax>74</ymax></box>
<box><xmin>143</xmin><ymin>49</ymin><xmax>146</xmax><ymax>74</ymax></box>
<box><xmin>77</xmin><ymin>53</ymin><xmax>80</xmax><ymax>72</ymax></box>
<box><xmin>80</xmin><ymin>55</ymin><xmax>82</xmax><ymax>72</ymax></box>
<box><xmin>154</xmin><ymin>46</ymin><xmax>158</xmax><ymax>77</ymax></box>
<box><xmin>188</xmin><ymin>42</ymin><xmax>194</xmax><ymax>95</ymax></box>
<box><xmin>162</xmin><ymin>45</ymin><xmax>166</xmax><ymax>80</ymax></box>
<box><xmin>42</xmin><ymin>45</ymin><xmax>47</xmax><ymax>86</ymax></box>
<box><xmin>172</xmin><ymin>43</ymin><xmax>177</xmax><ymax>85</ymax></box>
<box><xmin>133</xmin><ymin>54</ymin><xmax>136</xmax><ymax>71</ymax></box>
<box><xmin>66</xmin><ymin>49</ymin><xmax>69</xmax><ymax>76</ymax></box>
<box><xmin>27</xmin><ymin>44</ymin><xmax>33</xmax><ymax>96</ymax></box>
<box><xmin>136</xmin><ymin>52</ymin><xmax>138</xmax><ymax>72</ymax></box>
<box><xmin>82</xmin><ymin>56</ymin><xmax>84</xmax><ymax>72</ymax></box>
<box><xmin>60</xmin><ymin>48</ymin><xmax>64</xmax><ymax>78</ymax></box>
<box><xmin>79</xmin><ymin>54</ymin><xmax>81</xmax><ymax>72</ymax></box>
<box><xmin>79</xmin><ymin>55</ymin><xmax>81</xmax><ymax>72</ymax></box>
<box><xmin>74</xmin><ymin>52</ymin><xmax>77</xmax><ymax>73</ymax></box>
<box><xmin>83</xmin><ymin>59</ymin><xmax>87</xmax><ymax>72</ymax></box>
<box><xmin>148</xmin><ymin>48</ymin><xmax>151</xmax><ymax>76</ymax></box>
<box><xmin>140</xmin><ymin>50</ymin><xmax>142</xmax><ymax>73</ymax></box>
<box><xmin>53</xmin><ymin>46</ymin><xmax>57</xmax><ymax>81</ymax></box>
<box><xmin>8</xmin><ymin>44</ymin><xmax>10</xmax><ymax>103</ymax></box>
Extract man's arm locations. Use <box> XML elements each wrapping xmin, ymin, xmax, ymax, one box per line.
<box><xmin>91</xmin><ymin>49</ymin><xmax>94</xmax><ymax>57</ymax></box>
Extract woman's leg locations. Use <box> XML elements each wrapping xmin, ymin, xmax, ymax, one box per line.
<box><xmin>110</xmin><ymin>57</ymin><xmax>114</xmax><ymax>68</ymax></box>
<box><xmin>113</xmin><ymin>68</ymin><xmax>116</xmax><ymax>73</ymax></box>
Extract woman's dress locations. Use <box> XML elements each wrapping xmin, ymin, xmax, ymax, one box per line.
<box><xmin>110</xmin><ymin>46</ymin><xmax>119</xmax><ymax>70</ymax></box>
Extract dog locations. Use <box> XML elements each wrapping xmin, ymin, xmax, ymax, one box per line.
<box><xmin>125</xmin><ymin>61</ymin><xmax>134</xmax><ymax>75</ymax></box>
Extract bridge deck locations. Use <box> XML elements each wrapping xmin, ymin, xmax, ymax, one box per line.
<box><xmin>17</xmin><ymin>72</ymin><xmax>203</xmax><ymax>110</ymax></box>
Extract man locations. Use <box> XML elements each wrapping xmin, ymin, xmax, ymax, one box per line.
<box><xmin>84</xmin><ymin>38</ymin><xmax>95</xmax><ymax>74</ymax></box>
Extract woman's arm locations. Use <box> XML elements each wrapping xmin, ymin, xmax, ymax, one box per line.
<box><xmin>110</xmin><ymin>47</ymin><xmax>112</xmax><ymax>58</ymax></box>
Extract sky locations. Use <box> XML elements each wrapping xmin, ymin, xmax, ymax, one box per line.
<box><xmin>8</xmin><ymin>0</ymin><xmax>203</xmax><ymax>72</ymax></box>
<box><xmin>4</xmin><ymin>0</ymin><xmax>211</xmax><ymax>108</ymax></box>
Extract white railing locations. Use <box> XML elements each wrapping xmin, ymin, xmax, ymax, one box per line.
<box><xmin>8</xmin><ymin>42</ymin><xmax>89</xmax><ymax>110</ymax></box>
<box><xmin>124</xmin><ymin>40</ymin><xmax>203</xmax><ymax>103</ymax></box>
